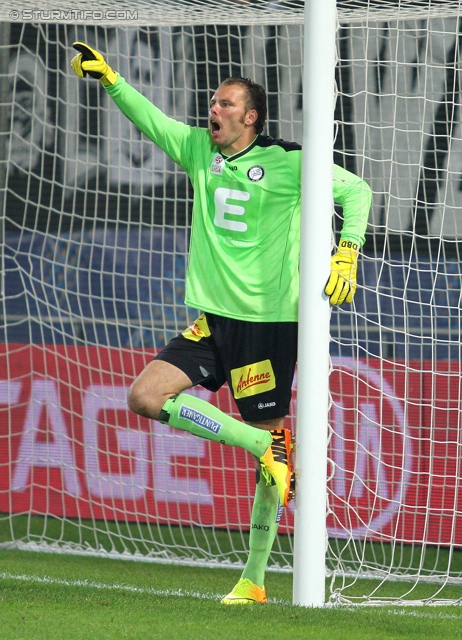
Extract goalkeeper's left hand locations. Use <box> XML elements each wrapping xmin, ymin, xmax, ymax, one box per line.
<box><xmin>324</xmin><ymin>239</ymin><xmax>359</xmax><ymax>305</ymax></box>
<box><xmin>71</xmin><ymin>42</ymin><xmax>118</xmax><ymax>87</ymax></box>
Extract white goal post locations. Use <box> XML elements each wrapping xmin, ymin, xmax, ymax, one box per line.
<box><xmin>2</xmin><ymin>0</ymin><xmax>462</xmax><ymax>608</ymax></box>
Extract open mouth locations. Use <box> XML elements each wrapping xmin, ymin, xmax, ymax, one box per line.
<box><xmin>210</xmin><ymin>120</ymin><xmax>221</xmax><ymax>134</ymax></box>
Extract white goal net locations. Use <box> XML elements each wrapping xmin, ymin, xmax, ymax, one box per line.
<box><xmin>1</xmin><ymin>0</ymin><xmax>462</xmax><ymax>606</ymax></box>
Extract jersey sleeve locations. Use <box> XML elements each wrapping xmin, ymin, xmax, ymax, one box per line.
<box><xmin>333</xmin><ymin>164</ymin><xmax>372</xmax><ymax>247</ymax></box>
<box><xmin>104</xmin><ymin>74</ymin><xmax>201</xmax><ymax>175</ymax></box>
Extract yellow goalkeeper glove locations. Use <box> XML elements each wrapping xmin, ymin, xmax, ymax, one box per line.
<box><xmin>71</xmin><ymin>42</ymin><xmax>118</xmax><ymax>87</ymax></box>
<box><xmin>324</xmin><ymin>239</ymin><xmax>359</xmax><ymax>305</ymax></box>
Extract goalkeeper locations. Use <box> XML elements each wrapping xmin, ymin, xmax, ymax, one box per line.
<box><xmin>71</xmin><ymin>42</ymin><xmax>371</xmax><ymax>605</ymax></box>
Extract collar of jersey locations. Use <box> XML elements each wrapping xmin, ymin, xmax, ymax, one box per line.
<box><xmin>220</xmin><ymin>135</ymin><xmax>260</xmax><ymax>162</ymax></box>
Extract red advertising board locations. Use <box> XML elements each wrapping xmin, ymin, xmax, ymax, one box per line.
<box><xmin>1</xmin><ymin>344</ymin><xmax>462</xmax><ymax>545</ymax></box>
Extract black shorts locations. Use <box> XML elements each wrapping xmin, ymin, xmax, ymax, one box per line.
<box><xmin>154</xmin><ymin>312</ymin><xmax>298</xmax><ymax>422</ymax></box>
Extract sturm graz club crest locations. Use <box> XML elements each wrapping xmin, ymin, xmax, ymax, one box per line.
<box><xmin>247</xmin><ymin>165</ymin><xmax>264</xmax><ymax>181</ymax></box>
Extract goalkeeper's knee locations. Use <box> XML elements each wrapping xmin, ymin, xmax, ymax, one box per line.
<box><xmin>71</xmin><ymin>42</ymin><xmax>118</xmax><ymax>87</ymax></box>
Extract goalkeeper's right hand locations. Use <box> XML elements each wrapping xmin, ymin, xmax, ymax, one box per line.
<box><xmin>71</xmin><ymin>42</ymin><xmax>118</xmax><ymax>87</ymax></box>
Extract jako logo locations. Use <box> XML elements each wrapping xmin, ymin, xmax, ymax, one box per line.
<box><xmin>258</xmin><ymin>401</ymin><xmax>276</xmax><ymax>409</ymax></box>
<box><xmin>251</xmin><ymin>524</ymin><xmax>270</xmax><ymax>531</ymax></box>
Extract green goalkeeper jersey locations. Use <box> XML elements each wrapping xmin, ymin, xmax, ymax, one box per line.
<box><xmin>105</xmin><ymin>76</ymin><xmax>371</xmax><ymax>322</ymax></box>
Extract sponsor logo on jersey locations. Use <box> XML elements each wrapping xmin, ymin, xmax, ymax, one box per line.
<box><xmin>179</xmin><ymin>404</ymin><xmax>222</xmax><ymax>434</ymax></box>
<box><xmin>231</xmin><ymin>359</ymin><xmax>276</xmax><ymax>399</ymax></box>
<box><xmin>182</xmin><ymin>314</ymin><xmax>211</xmax><ymax>342</ymax></box>
<box><xmin>211</xmin><ymin>153</ymin><xmax>225</xmax><ymax>175</ymax></box>
<box><xmin>247</xmin><ymin>165</ymin><xmax>264</xmax><ymax>182</ymax></box>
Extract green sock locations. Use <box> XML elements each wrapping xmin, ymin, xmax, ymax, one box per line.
<box><xmin>160</xmin><ymin>393</ymin><xmax>271</xmax><ymax>458</ymax></box>
<box><xmin>241</xmin><ymin>472</ymin><xmax>282</xmax><ymax>588</ymax></box>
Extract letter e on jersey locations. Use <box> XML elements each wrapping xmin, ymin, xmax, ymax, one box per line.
<box><xmin>214</xmin><ymin>187</ymin><xmax>250</xmax><ymax>232</ymax></box>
